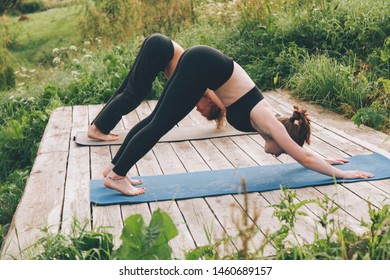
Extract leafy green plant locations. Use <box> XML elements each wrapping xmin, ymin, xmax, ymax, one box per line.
<box><xmin>269</xmin><ymin>189</ymin><xmax>390</xmax><ymax>260</ymax></box>
<box><xmin>361</xmin><ymin>203</ymin><xmax>390</xmax><ymax>259</ymax></box>
<box><xmin>268</xmin><ymin>187</ymin><xmax>313</xmax><ymax>257</ymax></box>
<box><xmin>351</xmin><ymin>107</ymin><xmax>388</xmax><ymax>129</ymax></box>
<box><xmin>115</xmin><ymin>209</ymin><xmax>178</xmax><ymax>260</ymax></box>
<box><xmin>29</xmin><ymin>219</ymin><xmax>114</xmax><ymax>260</ymax></box>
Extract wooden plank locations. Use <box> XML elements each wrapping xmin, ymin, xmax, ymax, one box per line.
<box><xmin>88</xmin><ymin>105</ymin><xmax>123</xmax><ymax>248</ymax></box>
<box><xmin>109</xmin><ymin>145</ymin><xmax>152</xmax><ymax>225</ymax></box>
<box><xmin>131</xmin><ymin>104</ymin><xmax>196</xmax><ymax>259</ymax></box>
<box><xmin>37</xmin><ymin>106</ymin><xmax>72</xmax><ymax>154</ymax></box>
<box><xmin>2</xmin><ymin>107</ymin><xmax>72</xmax><ymax>259</ymax></box>
<box><xmin>211</xmin><ymin>137</ymin><xmax>258</xmax><ymax>168</ymax></box>
<box><xmin>171</xmin><ymin>141</ymin><xmax>237</xmax><ymax>256</ymax></box>
<box><xmin>2</xmin><ymin>151</ymin><xmax>69</xmax><ymax>259</ymax></box>
<box><xmin>150</xmin><ymin>143</ymin><xmax>197</xmax><ymax>258</ymax></box>
<box><xmin>61</xmin><ymin>105</ymin><xmax>91</xmax><ymax>234</ymax></box>
<box><xmin>188</xmin><ymin>137</ymin><xmax>274</xmax><ymax>256</ymax></box>
<box><xmin>229</xmin><ymin>135</ymin><xmax>281</xmax><ymax>165</ymax></box>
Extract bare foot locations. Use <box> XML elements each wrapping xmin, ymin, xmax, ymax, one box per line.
<box><xmin>102</xmin><ymin>164</ymin><xmax>143</xmax><ymax>185</ymax></box>
<box><xmin>104</xmin><ymin>175</ymin><xmax>145</xmax><ymax>196</ymax></box>
<box><xmin>88</xmin><ymin>124</ymin><xmax>119</xmax><ymax>141</ymax></box>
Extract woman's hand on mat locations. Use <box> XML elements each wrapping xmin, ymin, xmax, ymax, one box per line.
<box><xmin>341</xmin><ymin>170</ymin><xmax>374</xmax><ymax>179</ymax></box>
<box><xmin>325</xmin><ymin>158</ymin><xmax>349</xmax><ymax>165</ymax></box>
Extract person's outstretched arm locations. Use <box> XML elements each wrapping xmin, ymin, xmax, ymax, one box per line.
<box><xmin>251</xmin><ymin>100</ymin><xmax>374</xmax><ymax>179</ymax></box>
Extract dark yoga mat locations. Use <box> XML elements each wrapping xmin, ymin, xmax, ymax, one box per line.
<box><xmin>90</xmin><ymin>153</ymin><xmax>390</xmax><ymax>205</ymax></box>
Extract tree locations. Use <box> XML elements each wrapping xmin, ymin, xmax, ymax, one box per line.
<box><xmin>0</xmin><ymin>0</ymin><xmax>19</xmax><ymax>16</ymax></box>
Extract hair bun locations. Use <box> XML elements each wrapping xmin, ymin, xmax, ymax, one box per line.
<box><xmin>291</xmin><ymin>106</ymin><xmax>306</xmax><ymax>121</ymax></box>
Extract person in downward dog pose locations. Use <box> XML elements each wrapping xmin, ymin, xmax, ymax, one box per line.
<box><xmin>102</xmin><ymin>44</ymin><xmax>374</xmax><ymax>195</ymax></box>
<box><xmin>89</xmin><ymin>34</ymin><xmax>225</xmax><ymax>188</ymax></box>
<box><xmin>88</xmin><ymin>33</ymin><xmax>225</xmax><ymax>142</ymax></box>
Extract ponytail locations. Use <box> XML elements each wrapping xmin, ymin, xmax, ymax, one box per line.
<box><xmin>208</xmin><ymin>103</ymin><xmax>226</xmax><ymax>130</ymax></box>
<box><xmin>278</xmin><ymin>106</ymin><xmax>311</xmax><ymax>146</ymax></box>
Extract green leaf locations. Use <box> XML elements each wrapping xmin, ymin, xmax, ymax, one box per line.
<box><xmin>121</xmin><ymin>214</ymin><xmax>145</xmax><ymax>249</ymax></box>
<box><xmin>115</xmin><ymin>209</ymin><xmax>178</xmax><ymax>260</ymax></box>
<box><xmin>149</xmin><ymin>209</ymin><xmax>178</xmax><ymax>247</ymax></box>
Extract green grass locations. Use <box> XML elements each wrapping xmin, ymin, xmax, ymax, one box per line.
<box><xmin>6</xmin><ymin>5</ymin><xmax>81</xmax><ymax>66</ymax></box>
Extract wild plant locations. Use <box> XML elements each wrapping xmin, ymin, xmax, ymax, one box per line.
<box><xmin>114</xmin><ymin>208</ymin><xmax>178</xmax><ymax>260</ymax></box>
<box><xmin>26</xmin><ymin>218</ymin><xmax>114</xmax><ymax>260</ymax></box>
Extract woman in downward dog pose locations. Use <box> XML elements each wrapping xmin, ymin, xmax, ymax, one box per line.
<box><xmin>88</xmin><ymin>33</ymin><xmax>225</xmax><ymax>142</ymax></box>
<box><xmin>103</xmin><ymin>44</ymin><xmax>374</xmax><ymax>195</ymax></box>
<box><xmin>90</xmin><ymin>34</ymin><xmax>225</xmax><ymax>188</ymax></box>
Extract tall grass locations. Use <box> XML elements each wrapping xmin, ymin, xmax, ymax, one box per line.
<box><xmin>287</xmin><ymin>55</ymin><xmax>370</xmax><ymax>113</ymax></box>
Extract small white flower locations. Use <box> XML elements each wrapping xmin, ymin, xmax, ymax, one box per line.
<box><xmin>21</xmin><ymin>67</ymin><xmax>27</xmax><ymax>72</ymax></box>
<box><xmin>72</xmin><ymin>58</ymin><xmax>80</xmax><ymax>64</ymax></box>
<box><xmin>84</xmin><ymin>40</ymin><xmax>91</xmax><ymax>46</ymax></box>
<box><xmin>68</xmin><ymin>45</ymin><xmax>77</xmax><ymax>51</ymax></box>
<box><xmin>71</xmin><ymin>71</ymin><xmax>80</xmax><ymax>76</ymax></box>
<box><xmin>52</xmin><ymin>48</ymin><xmax>60</xmax><ymax>54</ymax></box>
<box><xmin>53</xmin><ymin>57</ymin><xmax>61</xmax><ymax>64</ymax></box>
<box><xmin>27</xmin><ymin>97</ymin><xmax>35</xmax><ymax>102</ymax></box>
<box><xmin>83</xmin><ymin>54</ymin><xmax>92</xmax><ymax>59</ymax></box>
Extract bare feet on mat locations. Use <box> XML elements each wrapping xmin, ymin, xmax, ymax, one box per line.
<box><xmin>104</xmin><ymin>172</ymin><xmax>145</xmax><ymax>196</ymax></box>
<box><xmin>103</xmin><ymin>164</ymin><xmax>143</xmax><ymax>186</ymax></box>
<box><xmin>88</xmin><ymin>124</ymin><xmax>119</xmax><ymax>141</ymax></box>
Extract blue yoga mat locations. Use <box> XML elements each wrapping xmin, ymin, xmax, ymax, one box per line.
<box><xmin>90</xmin><ymin>153</ymin><xmax>390</xmax><ymax>205</ymax></box>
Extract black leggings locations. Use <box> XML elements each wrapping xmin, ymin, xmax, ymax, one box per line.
<box><xmin>91</xmin><ymin>33</ymin><xmax>174</xmax><ymax>134</ymax></box>
<box><xmin>112</xmin><ymin>45</ymin><xmax>234</xmax><ymax>176</ymax></box>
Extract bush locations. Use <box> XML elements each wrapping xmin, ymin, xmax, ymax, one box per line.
<box><xmin>287</xmin><ymin>55</ymin><xmax>371</xmax><ymax>113</ymax></box>
<box><xmin>15</xmin><ymin>0</ymin><xmax>45</xmax><ymax>14</ymax></box>
<box><xmin>79</xmin><ymin>0</ymin><xmax>194</xmax><ymax>44</ymax></box>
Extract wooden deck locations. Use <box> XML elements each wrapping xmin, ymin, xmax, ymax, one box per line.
<box><xmin>1</xmin><ymin>90</ymin><xmax>389</xmax><ymax>259</ymax></box>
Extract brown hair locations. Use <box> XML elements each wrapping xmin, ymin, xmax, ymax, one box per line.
<box><xmin>277</xmin><ymin>105</ymin><xmax>311</xmax><ymax>146</ymax></box>
<box><xmin>207</xmin><ymin>103</ymin><xmax>226</xmax><ymax>130</ymax></box>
